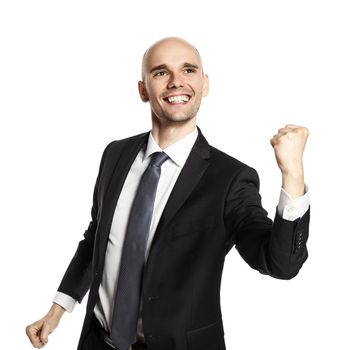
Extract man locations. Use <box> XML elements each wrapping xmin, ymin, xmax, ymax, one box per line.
<box><xmin>26</xmin><ymin>37</ymin><xmax>310</xmax><ymax>350</ymax></box>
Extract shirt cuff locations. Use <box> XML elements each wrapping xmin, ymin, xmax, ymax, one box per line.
<box><xmin>53</xmin><ymin>291</ymin><xmax>78</xmax><ymax>313</ymax></box>
<box><xmin>277</xmin><ymin>185</ymin><xmax>310</xmax><ymax>221</ymax></box>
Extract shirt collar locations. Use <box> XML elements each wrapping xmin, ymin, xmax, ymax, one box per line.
<box><xmin>143</xmin><ymin>127</ymin><xmax>198</xmax><ymax>167</ymax></box>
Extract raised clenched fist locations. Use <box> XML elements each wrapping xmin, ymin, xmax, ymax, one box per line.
<box><xmin>270</xmin><ymin>124</ymin><xmax>309</xmax><ymax>176</ymax></box>
<box><xmin>270</xmin><ymin>124</ymin><xmax>308</xmax><ymax>198</ymax></box>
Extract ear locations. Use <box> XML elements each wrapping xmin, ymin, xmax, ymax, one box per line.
<box><xmin>138</xmin><ymin>81</ymin><xmax>149</xmax><ymax>102</ymax></box>
<box><xmin>202</xmin><ymin>74</ymin><xmax>209</xmax><ymax>97</ymax></box>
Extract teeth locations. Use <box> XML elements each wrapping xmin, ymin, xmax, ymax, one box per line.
<box><xmin>167</xmin><ymin>95</ymin><xmax>190</xmax><ymax>103</ymax></box>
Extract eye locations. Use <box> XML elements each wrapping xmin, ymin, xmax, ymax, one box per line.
<box><xmin>154</xmin><ymin>71</ymin><xmax>168</xmax><ymax>77</ymax></box>
<box><xmin>184</xmin><ymin>68</ymin><xmax>196</xmax><ymax>74</ymax></box>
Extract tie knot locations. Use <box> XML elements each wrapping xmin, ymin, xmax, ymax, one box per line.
<box><xmin>149</xmin><ymin>152</ymin><xmax>169</xmax><ymax>168</ymax></box>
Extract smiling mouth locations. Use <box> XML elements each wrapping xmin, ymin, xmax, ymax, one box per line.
<box><xmin>163</xmin><ymin>95</ymin><xmax>191</xmax><ymax>104</ymax></box>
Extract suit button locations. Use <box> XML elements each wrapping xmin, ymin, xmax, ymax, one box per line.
<box><xmin>147</xmin><ymin>296</ymin><xmax>159</xmax><ymax>301</ymax></box>
<box><xmin>148</xmin><ymin>334</ymin><xmax>159</xmax><ymax>340</ymax></box>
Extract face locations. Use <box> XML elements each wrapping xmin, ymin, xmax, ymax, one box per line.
<box><xmin>139</xmin><ymin>38</ymin><xmax>209</xmax><ymax>125</ymax></box>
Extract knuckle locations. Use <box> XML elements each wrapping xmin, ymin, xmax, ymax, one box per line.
<box><xmin>295</xmin><ymin>126</ymin><xmax>308</xmax><ymax>137</ymax></box>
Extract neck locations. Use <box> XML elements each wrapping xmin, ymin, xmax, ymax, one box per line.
<box><xmin>151</xmin><ymin>117</ymin><xmax>196</xmax><ymax>149</ymax></box>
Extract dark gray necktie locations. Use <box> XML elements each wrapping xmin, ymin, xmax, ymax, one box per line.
<box><xmin>110</xmin><ymin>151</ymin><xmax>169</xmax><ymax>350</ymax></box>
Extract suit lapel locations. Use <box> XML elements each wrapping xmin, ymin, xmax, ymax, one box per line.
<box><xmin>158</xmin><ymin>129</ymin><xmax>211</xmax><ymax>229</ymax></box>
<box><xmin>99</xmin><ymin>133</ymin><xmax>149</xmax><ymax>237</ymax></box>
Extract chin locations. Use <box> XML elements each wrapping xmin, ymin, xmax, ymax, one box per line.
<box><xmin>163</xmin><ymin>114</ymin><xmax>195</xmax><ymax>124</ymax></box>
<box><xmin>163</xmin><ymin>109</ymin><xmax>197</xmax><ymax>122</ymax></box>
<box><xmin>152</xmin><ymin>107</ymin><xmax>197</xmax><ymax>125</ymax></box>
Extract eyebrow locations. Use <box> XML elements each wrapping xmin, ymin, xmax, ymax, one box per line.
<box><xmin>150</xmin><ymin>64</ymin><xmax>167</xmax><ymax>74</ymax></box>
<box><xmin>183</xmin><ymin>63</ymin><xmax>200</xmax><ymax>70</ymax></box>
<box><xmin>149</xmin><ymin>62</ymin><xmax>200</xmax><ymax>74</ymax></box>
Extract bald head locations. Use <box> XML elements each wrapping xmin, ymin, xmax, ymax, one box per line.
<box><xmin>137</xmin><ymin>36</ymin><xmax>209</xmax><ymax>126</ymax></box>
<box><xmin>141</xmin><ymin>37</ymin><xmax>204</xmax><ymax>81</ymax></box>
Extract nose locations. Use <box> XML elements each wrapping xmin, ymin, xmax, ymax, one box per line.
<box><xmin>167</xmin><ymin>72</ymin><xmax>184</xmax><ymax>89</ymax></box>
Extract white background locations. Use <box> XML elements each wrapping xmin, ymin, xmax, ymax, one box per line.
<box><xmin>1</xmin><ymin>1</ymin><xmax>349</xmax><ymax>349</ymax></box>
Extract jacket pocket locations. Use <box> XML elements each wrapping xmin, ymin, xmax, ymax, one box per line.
<box><xmin>186</xmin><ymin>318</ymin><xmax>224</xmax><ymax>350</ymax></box>
<box><xmin>172</xmin><ymin>216</ymin><xmax>215</xmax><ymax>240</ymax></box>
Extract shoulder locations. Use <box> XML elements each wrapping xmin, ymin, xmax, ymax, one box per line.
<box><xmin>197</xmin><ymin>128</ymin><xmax>259</xmax><ymax>181</ymax></box>
<box><xmin>100</xmin><ymin>132</ymin><xmax>148</xmax><ymax>158</ymax></box>
<box><xmin>197</xmin><ymin>128</ymin><xmax>253</xmax><ymax>170</ymax></box>
<box><xmin>105</xmin><ymin>132</ymin><xmax>148</xmax><ymax>152</ymax></box>
<box><xmin>209</xmin><ymin>145</ymin><xmax>253</xmax><ymax>171</ymax></box>
<box><xmin>96</xmin><ymin>132</ymin><xmax>148</xmax><ymax>168</ymax></box>
<box><xmin>207</xmin><ymin>145</ymin><xmax>260</xmax><ymax>187</ymax></box>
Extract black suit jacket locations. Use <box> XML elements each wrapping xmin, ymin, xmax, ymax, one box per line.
<box><xmin>58</xmin><ymin>129</ymin><xmax>310</xmax><ymax>350</ymax></box>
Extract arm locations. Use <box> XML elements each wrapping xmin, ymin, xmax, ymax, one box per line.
<box><xmin>225</xmin><ymin>125</ymin><xmax>309</xmax><ymax>279</ymax></box>
<box><xmin>26</xmin><ymin>142</ymin><xmax>111</xmax><ymax>347</ymax></box>
<box><xmin>55</xmin><ymin>140</ymin><xmax>114</xmax><ymax>299</ymax></box>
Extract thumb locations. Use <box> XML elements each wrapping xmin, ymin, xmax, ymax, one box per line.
<box><xmin>39</xmin><ymin>322</ymin><xmax>51</xmax><ymax>345</ymax></box>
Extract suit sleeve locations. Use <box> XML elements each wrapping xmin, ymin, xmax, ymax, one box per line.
<box><xmin>224</xmin><ymin>166</ymin><xmax>310</xmax><ymax>280</ymax></box>
<box><xmin>56</xmin><ymin>143</ymin><xmax>111</xmax><ymax>302</ymax></box>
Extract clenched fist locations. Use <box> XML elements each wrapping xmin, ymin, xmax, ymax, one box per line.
<box><xmin>26</xmin><ymin>303</ymin><xmax>65</xmax><ymax>348</ymax></box>
<box><xmin>270</xmin><ymin>124</ymin><xmax>309</xmax><ymax>198</ymax></box>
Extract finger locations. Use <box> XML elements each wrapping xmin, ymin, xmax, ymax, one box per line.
<box><xmin>271</xmin><ymin>131</ymin><xmax>289</xmax><ymax>146</ymax></box>
<box><xmin>39</xmin><ymin>323</ymin><xmax>50</xmax><ymax>345</ymax></box>
<box><xmin>270</xmin><ymin>136</ymin><xmax>278</xmax><ymax>147</ymax></box>
<box><xmin>285</xmin><ymin>123</ymin><xmax>301</xmax><ymax>129</ymax></box>
<box><xmin>26</xmin><ymin>324</ymin><xmax>39</xmax><ymax>342</ymax></box>
<box><xmin>26</xmin><ymin>324</ymin><xmax>45</xmax><ymax>348</ymax></box>
<box><xmin>285</xmin><ymin>125</ymin><xmax>309</xmax><ymax>138</ymax></box>
<box><xmin>276</xmin><ymin>131</ymin><xmax>288</xmax><ymax>138</ymax></box>
<box><xmin>270</xmin><ymin>131</ymin><xmax>284</xmax><ymax>143</ymax></box>
<box><xmin>278</xmin><ymin>127</ymin><xmax>294</xmax><ymax>134</ymax></box>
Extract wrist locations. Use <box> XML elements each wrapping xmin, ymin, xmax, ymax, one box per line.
<box><xmin>48</xmin><ymin>303</ymin><xmax>66</xmax><ymax>318</ymax></box>
<box><xmin>282</xmin><ymin>173</ymin><xmax>305</xmax><ymax>199</ymax></box>
<box><xmin>279</xmin><ymin>161</ymin><xmax>304</xmax><ymax>178</ymax></box>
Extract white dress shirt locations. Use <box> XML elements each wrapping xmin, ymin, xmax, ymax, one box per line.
<box><xmin>53</xmin><ymin>127</ymin><xmax>309</xmax><ymax>339</ymax></box>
